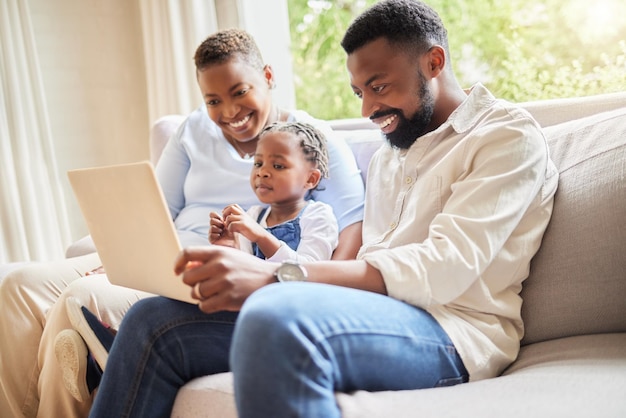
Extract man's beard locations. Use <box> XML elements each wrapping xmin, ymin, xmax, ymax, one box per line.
<box><xmin>379</xmin><ymin>75</ymin><xmax>435</xmax><ymax>150</ymax></box>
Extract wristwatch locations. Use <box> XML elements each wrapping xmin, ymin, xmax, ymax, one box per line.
<box><xmin>274</xmin><ymin>260</ymin><xmax>308</xmax><ymax>282</ymax></box>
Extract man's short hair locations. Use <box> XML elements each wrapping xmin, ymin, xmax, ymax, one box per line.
<box><xmin>341</xmin><ymin>0</ymin><xmax>449</xmax><ymax>59</ymax></box>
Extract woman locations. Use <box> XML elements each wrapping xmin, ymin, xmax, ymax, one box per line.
<box><xmin>0</xmin><ymin>28</ymin><xmax>364</xmax><ymax>418</ymax></box>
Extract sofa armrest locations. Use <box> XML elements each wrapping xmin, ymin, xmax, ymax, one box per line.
<box><xmin>65</xmin><ymin>234</ymin><xmax>97</xmax><ymax>259</ymax></box>
<box><xmin>150</xmin><ymin>115</ymin><xmax>186</xmax><ymax>165</ymax></box>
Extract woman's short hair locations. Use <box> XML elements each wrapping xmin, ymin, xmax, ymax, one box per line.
<box><xmin>194</xmin><ymin>28</ymin><xmax>264</xmax><ymax>72</ymax></box>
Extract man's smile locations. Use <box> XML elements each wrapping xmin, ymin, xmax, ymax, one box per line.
<box><xmin>372</xmin><ymin>113</ymin><xmax>399</xmax><ymax>134</ymax></box>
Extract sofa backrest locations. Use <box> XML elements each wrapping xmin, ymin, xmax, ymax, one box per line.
<box><xmin>519</xmin><ymin>91</ymin><xmax>626</xmax><ymax>128</ymax></box>
<box><xmin>520</xmin><ymin>106</ymin><xmax>626</xmax><ymax>345</ymax></box>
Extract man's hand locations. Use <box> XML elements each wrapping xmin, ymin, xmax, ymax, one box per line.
<box><xmin>174</xmin><ymin>246</ymin><xmax>278</xmax><ymax>313</ymax></box>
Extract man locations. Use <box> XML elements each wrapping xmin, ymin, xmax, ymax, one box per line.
<box><xmin>88</xmin><ymin>1</ymin><xmax>558</xmax><ymax>417</ymax></box>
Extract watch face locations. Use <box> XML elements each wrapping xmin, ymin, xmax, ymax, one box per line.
<box><xmin>277</xmin><ymin>262</ymin><xmax>307</xmax><ymax>282</ymax></box>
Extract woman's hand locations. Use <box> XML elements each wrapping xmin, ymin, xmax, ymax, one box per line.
<box><xmin>174</xmin><ymin>245</ymin><xmax>278</xmax><ymax>314</ymax></box>
<box><xmin>85</xmin><ymin>265</ymin><xmax>105</xmax><ymax>276</ymax></box>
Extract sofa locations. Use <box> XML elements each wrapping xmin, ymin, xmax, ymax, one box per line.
<box><xmin>4</xmin><ymin>92</ymin><xmax>624</xmax><ymax>416</ymax></box>
<box><xmin>169</xmin><ymin>91</ymin><xmax>626</xmax><ymax>417</ymax></box>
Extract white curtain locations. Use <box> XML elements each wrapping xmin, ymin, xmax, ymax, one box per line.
<box><xmin>138</xmin><ymin>0</ymin><xmax>219</xmax><ymax>124</ymax></box>
<box><xmin>0</xmin><ymin>0</ymin><xmax>72</xmax><ymax>263</ymax></box>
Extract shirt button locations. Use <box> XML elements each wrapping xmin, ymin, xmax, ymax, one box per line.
<box><xmin>390</xmin><ymin>222</ymin><xmax>397</xmax><ymax>229</ymax></box>
<box><xmin>405</xmin><ymin>176</ymin><xmax>412</xmax><ymax>184</ymax></box>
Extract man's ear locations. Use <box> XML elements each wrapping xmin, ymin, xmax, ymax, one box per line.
<box><xmin>305</xmin><ymin>169</ymin><xmax>322</xmax><ymax>190</ymax></box>
<box><xmin>426</xmin><ymin>45</ymin><xmax>446</xmax><ymax>77</ymax></box>
<box><xmin>263</xmin><ymin>64</ymin><xmax>276</xmax><ymax>89</ymax></box>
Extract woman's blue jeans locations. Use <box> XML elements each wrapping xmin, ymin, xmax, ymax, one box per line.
<box><xmin>89</xmin><ymin>283</ymin><xmax>468</xmax><ymax>418</ymax></box>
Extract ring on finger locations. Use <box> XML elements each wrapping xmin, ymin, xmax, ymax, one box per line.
<box><xmin>194</xmin><ymin>282</ymin><xmax>203</xmax><ymax>300</ymax></box>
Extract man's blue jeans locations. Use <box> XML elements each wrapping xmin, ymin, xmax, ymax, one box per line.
<box><xmin>90</xmin><ymin>283</ymin><xmax>468</xmax><ymax>418</ymax></box>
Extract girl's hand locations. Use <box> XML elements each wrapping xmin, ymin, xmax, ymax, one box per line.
<box><xmin>209</xmin><ymin>211</ymin><xmax>238</xmax><ymax>248</ymax></box>
<box><xmin>221</xmin><ymin>204</ymin><xmax>266</xmax><ymax>243</ymax></box>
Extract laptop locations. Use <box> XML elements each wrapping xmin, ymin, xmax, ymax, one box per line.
<box><xmin>67</xmin><ymin>161</ymin><xmax>196</xmax><ymax>304</ymax></box>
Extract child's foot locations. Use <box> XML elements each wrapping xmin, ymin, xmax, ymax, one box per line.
<box><xmin>54</xmin><ymin>329</ymin><xmax>102</xmax><ymax>402</ymax></box>
<box><xmin>65</xmin><ymin>297</ymin><xmax>116</xmax><ymax>370</ymax></box>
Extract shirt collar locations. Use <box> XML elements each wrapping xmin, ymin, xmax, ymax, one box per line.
<box><xmin>390</xmin><ymin>83</ymin><xmax>497</xmax><ymax>155</ymax></box>
<box><xmin>445</xmin><ymin>83</ymin><xmax>497</xmax><ymax>134</ymax></box>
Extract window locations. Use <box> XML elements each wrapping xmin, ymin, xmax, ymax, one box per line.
<box><xmin>287</xmin><ymin>0</ymin><xmax>626</xmax><ymax>120</ymax></box>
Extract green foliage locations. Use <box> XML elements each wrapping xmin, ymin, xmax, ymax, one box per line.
<box><xmin>288</xmin><ymin>0</ymin><xmax>626</xmax><ymax>120</ymax></box>
<box><xmin>287</xmin><ymin>0</ymin><xmax>375</xmax><ymax>119</ymax></box>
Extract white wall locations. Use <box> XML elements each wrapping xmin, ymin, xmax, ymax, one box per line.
<box><xmin>29</xmin><ymin>0</ymin><xmax>150</xmax><ymax>241</ymax></box>
<box><xmin>235</xmin><ymin>0</ymin><xmax>296</xmax><ymax>109</ymax></box>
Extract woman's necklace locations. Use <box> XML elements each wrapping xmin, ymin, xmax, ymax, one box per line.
<box><xmin>230</xmin><ymin>137</ymin><xmax>254</xmax><ymax>159</ymax></box>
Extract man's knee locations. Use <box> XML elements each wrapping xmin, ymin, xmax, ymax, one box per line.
<box><xmin>241</xmin><ymin>283</ymin><xmax>300</xmax><ymax>319</ymax></box>
<box><xmin>235</xmin><ymin>283</ymin><xmax>313</xmax><ymax>345</ymax></box>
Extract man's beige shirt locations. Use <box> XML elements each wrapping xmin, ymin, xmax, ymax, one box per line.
<box><xmin>359</xmin><ymin>83</ymin><xmax>559</xmax><ymax>381</ymax></box>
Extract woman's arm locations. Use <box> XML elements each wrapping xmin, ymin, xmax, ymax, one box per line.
<box><xmin>154</xmin><ymin>121</ymin><xmax>190</xmax><ymax>219</ymax></box>
<box><xmin>332</xmin><ymin>221</ymin><xmax>362</xmax><ymax>260</ymax></box>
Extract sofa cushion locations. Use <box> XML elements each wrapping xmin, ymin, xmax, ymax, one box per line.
<box><xmin>336</xmin><ymin>333</ymin><xmax>626</xmax><ymax>418</ymax></box>
<box><xmin>334</xmin><ymin>129</ymin><xmax>384</xmax><ymax>183</ymax></box>
<box><xmin>521</xmin><ymin>107</ymin><xmax>626</xmax><ymax>345</ymax></box>
<box><xmin>171</xmin><ymin>334</ymin><xmax>626</xmax><ymax>418</ymax></box>
<box><xmin>171</xmin><ymin>372</ymin><xmax>236</xmax><ymax>418</ymax></box>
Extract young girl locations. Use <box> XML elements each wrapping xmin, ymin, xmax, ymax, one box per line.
<box><xmin>209</xmin><ymin>121</ymin><xmax>338</xmax><ymax>262</ymax></box>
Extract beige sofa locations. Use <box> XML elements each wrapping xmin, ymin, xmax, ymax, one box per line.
<box><xmin>5</xmin><ymin>92</ymin><xmax>623</xmax><ymax>416</ymax></box>
<box><xmin>169</xmin><ymin>92</ymin><xmax>626</xmax><ymax>417</ymax></box>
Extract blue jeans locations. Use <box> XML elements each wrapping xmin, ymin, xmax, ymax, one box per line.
<box><xmin>90</xmin><ymin>283</ymin><xmax>467</xmax><ymax>418</ymax></box>
<box><xmin>89</xmin><ymin>298</ymin><xmax>238</xmax><ymax>417</ymax></box>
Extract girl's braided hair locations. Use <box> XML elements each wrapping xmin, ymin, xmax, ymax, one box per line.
<box><xmin>260</xmin><ymin>122</ymin><xmax>330</xmax><ymax>180</ymax></box>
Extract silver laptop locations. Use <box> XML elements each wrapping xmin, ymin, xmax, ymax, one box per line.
<box><xmin>67</xmin><ymin>161</ymin><xmax>196</xmax><ymax>304</ymax></box>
